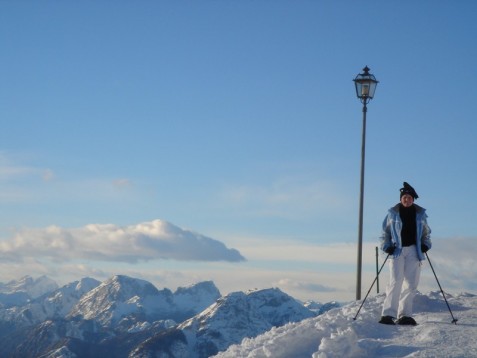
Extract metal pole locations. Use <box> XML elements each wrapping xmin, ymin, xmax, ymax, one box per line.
<box><xmin>425</xmin><ymin>252</ymin><xmax>458</xmax><ymax>324</ymax></box>
<box><xmin>375</xmin><ymin>246</ymin><xmax>380</xmax><ymax>293</ymax></box>
<box><xmin>356</xmin><ymin>101</ymin><xmax>367</xmax><ymax>300</ymax></box>
<box><xmin>353</xmin><ymin>254</ymin><xmax>389</xmax><ymax>320</ymax></box>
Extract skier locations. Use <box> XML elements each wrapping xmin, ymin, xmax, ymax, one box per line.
<box><xmin>378</xmin><ymin>182</ymin><xmax>432</xmax><ymax>325</ymax></box>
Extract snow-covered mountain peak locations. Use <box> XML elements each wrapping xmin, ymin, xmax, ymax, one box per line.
<box><xmin>68</xmin><ymin>275</ymin><xmax>174</xmax><ymax>327</ymax></box>
<box><xmin>0</xmin><ymin>277</ymin><xmax>101</xmax><ymax>325</ymax></box>
<box><xmin>74</xmin><ymin>277</ymin><xmax>101</xmax><ymax>292</ymax></box>
<box><xmin>102</xmin><ymin>275</ymin><xmax>163</xmax><ymax>299</ymax></box>
<box><xmin>245</xmin><ymin>287</ymin><xmax>316</xmax><ymax>326</ymax></box>
<box><xmin>174</xmin><ymin>280</ymin><xmax>221</xmax><ymax>314</ymax></box>
<box><xmin>46</xmin><ymin>277</ymin><xmax>100</xmax><ymax>302</ymax></box>
<box><xmin>0</xmin><ymin>275</ymin><xmax>58</xmax><ymax>299</ymax></box>
<box><xmin>176</xmin><ymin>287</ymin><xmax>316</xmax><ymax>357</ymax></box>
<box><xmin>303</xmin><ymin>299</ymin><xmax>342</xmax><ymax>315</ymax></box>
<box><xmin>66</xmin><ymin>275</ymin><xmax>220</xmax><ymax>330</ymax></box>
<box><xmin>175</xmin><ymin>280</ymin><xmax>219</xmax><ymax>296</ymax></box>
<box><xmin>40</xmin><ymin>277</ymin><xmax>101</xmax><ymax>315</ymax></box>
<box><xmin>182</xmin><ymin>287</ymin><xmax>314</xmax><ymax>330</ymax></box>
<box><xmin>181</xmin><ymin>290</ymin><xmax>267</xmax><ymax>330</ymax></box>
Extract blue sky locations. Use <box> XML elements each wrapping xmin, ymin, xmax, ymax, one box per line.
<box><xmin>1</xmin><ymin>1</ymin><xmax>476</xmax><ymax>302</ymax></box>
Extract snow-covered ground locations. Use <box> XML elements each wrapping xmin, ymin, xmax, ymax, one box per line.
<box><xmin>215</xmin><ymin>291</ymin><xmax>477</xmax><ymax>358</ymax></box>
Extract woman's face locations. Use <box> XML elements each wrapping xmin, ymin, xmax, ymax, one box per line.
<box><xmin>401</xmin><ymin>194</ymin><xmax>414</xmax><ymax>207</ymax></box>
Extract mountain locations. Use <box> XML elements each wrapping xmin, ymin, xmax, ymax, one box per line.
<box><xmin>0</xmin><ymin>275</ymin><xmax>223</xmax><ymax>357</ymax></box>
<box><xmin>0</xmin><ymin>291</ymin><xmax>30</xmax><ymax>309</ymax></box>
<box><xmin>0</xmin><ymin>318</ymin><xmax>106</xmax><ymax>358</ymax></box>
<box><xmin>0</xmin><ymin>275</ymin><xmax>58</xmax><ymax>308</ymax></box>
<box><xmin>2</xmin><ymin>274</ymin><xmax>475</xmax><ymax>357</ymax></box>
<box><xmin>68</xmin><ymin>275</ymin><xmax>175</xmax><ymax>328</ymax></box>
<box><xmin>1</xmin><ymin>275</ymin><xmax>347</xmax><ymax>357</ymax></box>
<box><xmin>0</xmin><ymin>275</ymin><xmax>58</xmax><ymax>299</ymax></box>
<box><xmin>130</xmin><ymin>287</ymin><xmax>316</xmax><ymax>358</ymax></box>
<box><xmin>214</xmin><ymin>291</ymin><xmax>477</xmax><ymax>358</ymax></box>
<box><xmin>303</xmin><ymin>299</ymin><xmax>342</xmax><ymax>315</ymax></box>
<box><xmin>174</xmin><ymin>280</ymin><xmax>222</xmax><ymax>315</ymax></box>
<box><xmin>68</xmin><ymin>275</ymin><xmax>221</xmax><ymax>330</ymax></box>
<box><xmin>40</xmin><ymin>277</ymin><xmax>102</xmax><ymax>318</ymax></box>
<box><xmin>0</xmin><ymin>277</ymin><xmax>100</xmax><ymax>326</ymax></box>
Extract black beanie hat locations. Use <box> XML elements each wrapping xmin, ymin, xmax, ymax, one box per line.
<box><xmin>400</xmin><ymin>182</ymin><xmax>419</xmax><ymax>199</ymax></box>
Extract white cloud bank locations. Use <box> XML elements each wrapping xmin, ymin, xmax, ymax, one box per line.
<box><xmin>0</xmin><ymin>219</ymin><xmax>245</xmax><ymax>263</ymax></box>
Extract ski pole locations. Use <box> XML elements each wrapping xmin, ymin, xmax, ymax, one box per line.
<box><xmin>353</xmin><ymin>254</ymin><xmax>389</xmax><ymax>320</ymax></box>
<box><xmin>425</xmin><ymin>252</ymin><xmax>458</xmax><ymax>325</ymax></box>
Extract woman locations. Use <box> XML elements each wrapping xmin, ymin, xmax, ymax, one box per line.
<box><xmin>379</xmin><ymin>182</ymin><xmax>432</xmax><ymax>325</ymax></box>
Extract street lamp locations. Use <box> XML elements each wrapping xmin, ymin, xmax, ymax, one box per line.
<box><xmin>353</xmin><ymin>66</ymin><xmax>378</xmax><ymax>300</ymax></box>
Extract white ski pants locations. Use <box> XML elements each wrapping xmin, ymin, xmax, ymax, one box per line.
<box><xmin>382</xmin><ymin>245</ymin><xmax>421</xmax><ymax>318</ymax></box>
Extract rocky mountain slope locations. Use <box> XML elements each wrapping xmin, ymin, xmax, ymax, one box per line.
<box><xmin>131</xmin><ymin>288</ymin><xmax>316</xmax><ymax>357</ymax></box>
<box><xmin>0</xmin><ymin>276</ymin><xmax>333</xmax><ymax>357</ymax></box>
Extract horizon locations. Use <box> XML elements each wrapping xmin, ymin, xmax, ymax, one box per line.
<box><xmin>1</xmin><ymin>1</ymin><xmax>476</xmax><ymax>302</ymax></box>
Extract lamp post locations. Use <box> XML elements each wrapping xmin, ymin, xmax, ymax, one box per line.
<box><xmin>353</xmin><ymin>66</ymin><xmax>378</xmax><ymax>300</ymax></box>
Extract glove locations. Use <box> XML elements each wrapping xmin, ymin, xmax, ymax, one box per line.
<box><xmin>421</xmin><ymin>244</ymin><xmax>429</xmax><ymax>253</ymax></box>
<box><xmin>385</xmin><ymin>246</ymin><xmax>395</xmax><ymax>255</ymax></box>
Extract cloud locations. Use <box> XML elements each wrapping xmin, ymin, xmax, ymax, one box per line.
<box><xmin>418</xmin><ymin>237</ymin><xmax>477</xmax><ymax>291</ymax></box>
<box><xmin>276</xmin><ymin>278</ymin><xmax>337</xmax><ymax>293</ymax></box>
<box><xmin>234</xmin><ymin>237</ymin><xmax>366</xmax><ymax>266</ymax></box>
<box><xmin>0</xmin><ymin>157</ymin><xmax>35</xmax><ymax>180</ymax></box>
<box><xmin>0</xmin><ymin>219</ymin><xmax>246</xmax><ymax>264</ymax></box>
<box><xmin>0</xmin><ymin>152</ymin><xmax>52</xmax><ymax>182</ymax></box>
<box><xmin>219</xmin><ymin>175</ymin><xmax>352</xmax><ymax>220</ymax></box>
<box><xmin>112</xmin><ymin>178</ymin><xmax>132</xmax><ymax>188</ymax></box>
<box><xmin>42</xmin><ymin>169</ymin><xmax>55</xmax><ymax>182</ymax></box>
<box><xmin>0</xmin><ymin>153</ymin><xmax>56</xmax><ymax>202</ymax></box>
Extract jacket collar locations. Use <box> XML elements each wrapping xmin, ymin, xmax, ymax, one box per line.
<box><xmin>391</xmin><ymin>203</ymin><xmax>425</xmax><ymax>214</ymax></box>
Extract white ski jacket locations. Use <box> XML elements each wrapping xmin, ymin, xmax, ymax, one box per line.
<box><xmin>380</xmin><ymin>204</ymin><xmax>432</xmax><ymax>261</ymax></box>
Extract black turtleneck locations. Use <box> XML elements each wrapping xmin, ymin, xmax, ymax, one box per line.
<box><xmin>399</xmin><ymin>204</ymin><xmax>417</xmax><ymax>247</ymax></box>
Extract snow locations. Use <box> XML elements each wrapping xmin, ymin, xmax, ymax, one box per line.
<box><xmin>44</xmin><ymin>346</ymin><xmax>77</xmax><ymax>358</ymax></box>
<box><xmin>174</xmin><ymin>281</ymin><xmax>221</xmax><ymax>313</ymax></box>
<box><xmin>0</xmin><ymin>275</ymin><xmax>58</xmax><ymax>299</ymax></box>
<box><xmin>2</xmin><ymin>274</ymin><xmax>476</xmax><ymax>357</ymax></box>
<box><xmin>215</xmin><ymin>291</ymin><xmax>477</xmax><ymax>358</ymax></box>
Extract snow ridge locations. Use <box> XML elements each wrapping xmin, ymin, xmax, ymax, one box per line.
<box><xmin>215</xmin><ymin>291</ymin><xmax>477</xmax><ymax>358</ymax></box>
